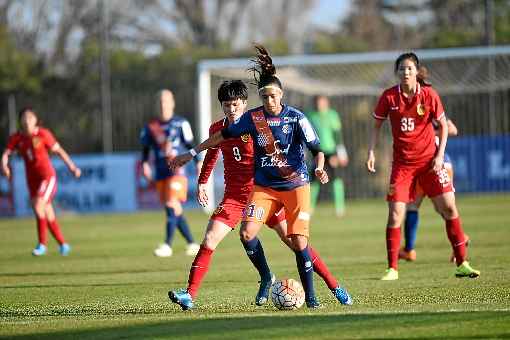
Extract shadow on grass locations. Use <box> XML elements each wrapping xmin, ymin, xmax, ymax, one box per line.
<box><xmin>4</xmin><ymin>311</ymin><xmax>510</xmax><ymax>340</ymax></box>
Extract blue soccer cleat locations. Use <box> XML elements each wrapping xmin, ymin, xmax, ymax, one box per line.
<box><xmin>255</xmin><ymin>273</ymin><xmax>275</xmax><ymax>306</ymax></box>
<box><xmin>59</xmin><ymin>243</ymin><xmax>71</xmax><ymax>256</ymax></box>
<box><xmin>332</xmin><ymin>286</ymin><xmax>353</xmax><ymax>305</ymax></box>
<box><xmin>168</xmin><ymin>289</ymin><xmax>194</xmax><ymax>310</ymax></box>
<box><xmin>32</xmin><ymin>244</ymin><xmax>47</xmax><ymax>256</ymax></box>
<box><xmin>305</xmin><ymin>296</ymin><xmax>321</xmax><ymax>309</ymax></box>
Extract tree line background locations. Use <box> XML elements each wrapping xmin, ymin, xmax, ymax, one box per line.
<box><xmin>1</xmin><ymin>0</ymin><xmax>510</xmax><ymax>154</ymax></box>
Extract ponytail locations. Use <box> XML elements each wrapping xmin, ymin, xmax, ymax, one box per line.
<box><xmin>249</xmin><ymin>44</ymin><xmax>283</xmax><ymax>91</ymax></box>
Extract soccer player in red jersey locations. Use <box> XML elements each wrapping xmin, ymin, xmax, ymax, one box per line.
<box><xmin>1</xmin><ymin>107</ymin><xmax>81</xmax><ymax>256</ymax></box>
<box><xmin>366</xmin><ymin>53</ymin><xmax>480</xmax><ymax>280</ymax></box>
<box><xmin>169</xmin><ymin>80</ymin><xmax>350</xmax><ymax>310</ymax></box>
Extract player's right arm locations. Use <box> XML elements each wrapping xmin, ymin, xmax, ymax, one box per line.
<box><xmin>2</xmin><ymin>135</ymin><xmax>19</xmax><ymax>179</ymax></box>
<box><xmin>1</xmin><ymin>149</ymin><xmax>12</xmax><ymax>179</ymax></box>
<box><xmin>367</xmin><ymin>93</ymin><xmax>389</xmax><ymax>173</ymax></box>
<box><xmin>197</xmin><ymin>124</ymin><xmax>221</xmax><ymax>207</ymax></box>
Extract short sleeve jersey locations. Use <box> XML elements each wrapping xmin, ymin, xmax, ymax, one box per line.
<box><xmin>140</xmin><ymin>116</ymin><xmax>194</xmax><ymax>180</ymax></box>
<box><xmin>6</xmin><ymin>127</ymin><xmax>57</xmax><ymax>178</ymax></box>
<box><xmin>307</xmin><ymin>109</ymin><xmax>341</xmax><ymax>154</ymax></box>
<box><xmin>198</xmin><ymin>118</ymin><xmax>254</xmax><ymax>197</ymax></box>
<box><xmin>373</xmin><ymin>84</ymin><xmax>445</xmax><ymax>164</ymax></box>
<box><xmin>224</xmin><ymin>105</ymin><xmax>320</xmax><ymax>191</ymax></box>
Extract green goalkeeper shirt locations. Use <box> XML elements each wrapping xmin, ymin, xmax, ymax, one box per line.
<box><xmin>306</xmin><ymin>109</ymin><xmax>342</xmax><ymax>154</ymax></box>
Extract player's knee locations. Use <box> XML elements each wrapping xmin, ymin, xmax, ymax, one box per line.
<box><xmin>239</xmin><ymin>228</ymin><xmax>255</xmax><ymax>243</ymax></box>
<box><xmin>203</xmin><ymin>232</ymin><xmax>219</xmax><ymax>250</ymax></box>
<box><xmin>439</xmin><ymin>205</ymin><xmax>458</xmax><ymax>220</ymax></box>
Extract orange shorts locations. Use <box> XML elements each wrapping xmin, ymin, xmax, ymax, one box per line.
<box><xmin>415</xmin><ymin>164</ymin><xmax>454</xmax><ymax>197</ymax></box>
<box><xmin>243</xmin><ymin>185</ymin><xmax>310</xmax><ymax>237</ymax></box>
<box><xmin>156</xmin><ymin>175</ymin><xmax>188</xmax><ymax>203</ymax></box>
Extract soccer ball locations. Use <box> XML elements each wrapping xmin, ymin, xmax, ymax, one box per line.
<box><xmin>271</xmin><ymin>278</ymin><xmax>305</xmax><ymax>310</ymax></box>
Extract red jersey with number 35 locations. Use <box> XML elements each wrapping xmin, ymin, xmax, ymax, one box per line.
<box><xmin>373</xmin><ymin>83</ymin><xmax>445</xmax><ymax>164</ymax></box>
<box><xmin>6</xmin><ymin>127</ymin><xmax>57</xmax><ymax>178</ymax></box>
<box><xmin>198</xmin><ymin>118</ymin><xmax>254</xmax><ymax>198</ymax></box>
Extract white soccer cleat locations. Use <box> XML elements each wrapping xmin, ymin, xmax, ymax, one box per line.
<box><xmin>185</xmin><ymin>243</ymin><xmax>200</xmax><ymax>256</ymax></box>
<box><xmin>154</xmin><ymin>243</ymin><xmax>173</xmax><ymax>257</ymax></box>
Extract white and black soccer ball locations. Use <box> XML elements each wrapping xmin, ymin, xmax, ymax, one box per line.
<box><xmin>271</xmin><ymin>278</ymin><xmax>305</xmax><ymax>310</ymax></box>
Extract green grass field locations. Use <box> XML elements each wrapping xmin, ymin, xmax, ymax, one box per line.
<box><xmin>1</xmin><ymin>194</ymin><xmax>509</xmax><ymax>339</ymax></box>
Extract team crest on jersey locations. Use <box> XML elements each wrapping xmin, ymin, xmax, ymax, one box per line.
<box><xmin>257</xmin><ymin>133</ymin><xmax>270</xmax><ymax>147</ymax></box>
<box><xmin>32</xmin><ymin>137</ymin><xmax>41</xmax><ymax>148</ymax></box>
<box><xmin>417</xmin><ymin>104</ymin><xmax>425</xmax><ymax>116</ymax></box>
<box><xmin>388</xmin><ymin>184</ymin><xmax>396</xmax><ymax>196</ymax></box>
<box><xmin>282</xmin><ymin>124</ymin><xmax>291</xmax><ymax>134</ymax></box>
<box><xmin>213</xmin><ymin>204</ymin><xmax>224</xmax><ymax>215</ymax></box>
<box><xmin>241</xmin><ymin>134</ymin><xmax>250</xmax><ymax>143</ymax></box>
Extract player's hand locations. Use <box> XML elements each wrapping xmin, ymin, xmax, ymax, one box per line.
<box><xmin>315</xmin><ymin>168</ymin><xmax>329</xmax><ymax>184</ymax></box>
<box><xmin>328</xmin><ymin>155</ymin><xmax>339</xmax><ymax>168</ymax></box>
<box><xmin>366</xmin><ymin>150</ymin><xmax>376</xmax><ymax>173</ymax></box>
<box><xmin>2</xmin><ymin>166</ymin><xmax>11</xmax><ymax>180</ymax></box>
<box><xmin>432</xmin><ymin>154</ymin><xmax>444</xmax><ymax>172</ymax></box>
<box><xmin>168</xmin><ymin>153</ymin><xmax>193</xmax><ymax>170</ymax></box>
<box><xmin>197</xmin><ymin>183</ymin><xmax>208</xmax><ymax>207</ymax></box>
<box><xmin>142</xmin><ymin>162</ymin><xmax>152</xmax><ymax>181</ymax></box>
<box><xmin>72</xmin><ymin>167</ymin><xmax>82</xmax><ymax>178</ymax></box>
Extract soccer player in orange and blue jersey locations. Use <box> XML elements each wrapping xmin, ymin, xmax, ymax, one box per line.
<box><xmin>168</xmin><ymin>80</ymin><xmax>351</xmax><ymax>310</ymax></box>
<box><xmin>366</xmin><ymin>52</ymin><xmax>480</xmax><ymax>280</ymax></box>
<box><xmin>1</xmin><ymin>107</ymin><xmax>81</xmax><ymax>256</ymax></box>
<box><xmin>170</xmin><ymin>46</ymin><xmax>352</xmax><ymax>308</ymax></box>
<box><xmin>140</xmin><ymin>89</ymin><xmax>200</xmax><ymax>257</ymax></box>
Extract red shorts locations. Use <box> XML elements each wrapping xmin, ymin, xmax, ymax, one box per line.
<box><xmin>27</xmin><ymin>175</ymin><xmax>57</xmax><ymax>202</ymax></box>
<box><xmin>156</xmin><ymin>175</ymin><xmax>187</xmax><ymax>203</ymax></box>
<box><xmin>416</xmin><ymin>163</ymin><xmax>454</xmax><ymax>197</ymax></box>
<box><xmin>387</xmin><ymin>162</ymin><xmax>453</xmax><ymax>203</ymax></box>
<box><xmin>211</xmin><ymin>196</ymin><xmax>286</xmax><ymax>229</ymax></box>
<box><xmin>243</xmin><ymin>185</ymin><xmax>310</xmax><ymax>237</ymax></box>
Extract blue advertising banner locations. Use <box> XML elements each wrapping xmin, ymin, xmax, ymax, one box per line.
<box><xmin>447</xmin><ymin>135</ymin><xmax>510</xmax><ymax>193</ymax></box>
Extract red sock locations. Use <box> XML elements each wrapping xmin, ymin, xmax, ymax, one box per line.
<box><xmin>445</xmin><ymin>217</ymin><xmax>466</xmax><ymax>266</ymax></box>
<box><xmin>386</xmin><ymin>227</ymin><xmax>401</xmax><ymax>270</ymax></box>
<box><xmin>187</xmin><ymin>245</ymin><xmax>214</xmax><ymax>299</ymax></box>
<box><xmin>309</xmin><ymin>246</ymin><xmax>338</xmax><ymax>290</ymax></box>
<box><xmin>36</xmin><ymin>217</ymin><xmax>48</xmax><ymax>245</ymax></box>
<box><xmin>47</xmin><ymin>219</ymin><xmax>66</xmax><ymax>245</ymax></box>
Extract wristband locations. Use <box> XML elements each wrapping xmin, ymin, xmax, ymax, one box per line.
<box><xmin>189</xmin><ymin>148</ymin><xmax>198</xmax><ymax>157</ymax></box>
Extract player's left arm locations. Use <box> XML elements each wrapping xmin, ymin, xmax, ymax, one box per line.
<box><xmin>51</xmin><ymin>144</ymin><xmax>81</xmax><ymax>178</ymax></box>
<box><xmin>1</xmin><ymin>149</ymin><xmax>12</xmax><ymax>179</ymax></box>
<box><xmin>298</xmin><ymin>114</ymin><xmax>328</xmax><ymax>184</ymax></box>
<box><xmin>430</xmin><ymin>89</ymin><xmax>448</xmax><ymax>172</ymax></box>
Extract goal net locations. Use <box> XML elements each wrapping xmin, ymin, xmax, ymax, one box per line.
<box><xmin>197</xmin><ymin>46</ymin><xmax>510</xmax><ymax>206</ymax></box>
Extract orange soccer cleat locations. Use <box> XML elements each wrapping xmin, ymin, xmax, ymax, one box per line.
<box><xmin>398</xmin><ymin>247</ymin><xmax>417</xmax><ymax>262</ymax></box>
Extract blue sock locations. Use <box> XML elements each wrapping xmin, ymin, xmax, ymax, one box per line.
<box><xmin>404</xmin><ymin>210</ymin><xmax>419</xmax><ymax>251</ymax></box>
<box><xmin>295</xmin><ymin>246</ymin><xmax>315</xmax><ymax>301</ymax></box>
<box><xmin>242</xmin><ymin>237</ymin><xmax>271</xmax><ymax>281</ymax></box>
<box><xmin>176</xmin><ymin>215</ymin><xmax>194</xmax><ymax>243</ymax></box>
<box><xmin>165</xmin><ymin>207</ymin><xmax>177</xmax><ymax>245</ymax></box>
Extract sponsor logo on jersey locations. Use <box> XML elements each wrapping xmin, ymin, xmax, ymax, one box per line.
<box><xmin>417</xmin><ymin>104</ymin><xmax>425</xmax><ymax>116</ymax></box>
<box><xmin>32</xmin><ymin>137</ymin><xmax>41</xmax><ymax>148</ymax></box>
<box><xmin>267</xmin><ymin>118</ymin><xmax>281</xmax><ymax>126</ymax></box>
<box><xmin>241</xmin><ymin>134</ymin><xmax>250</xmax><ymax>143</ymax></box>
<box><xmin>283</xmin><ymin>117</ymin><xmax>298</xmax><ymax>123</ymax></box>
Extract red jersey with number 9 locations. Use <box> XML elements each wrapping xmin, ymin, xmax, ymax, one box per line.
<box><xmin>373</xmin><ymin>83</ymin><xmax>445</xmax><ymax>164</ymax></box>
<box><xmin>198</xmin><ymin>118</ymin><xmax>254</xmax><ymax>198</ymax></box>
<box><xmin>6</xmin><ymin>127</ymin><xmax>57</xmax><ymax>178</ymax></box>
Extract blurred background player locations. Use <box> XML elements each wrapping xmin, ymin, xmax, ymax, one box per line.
<box><xmin>366</xmin><ymin>52</ymin><xmax>480</xmax><ymax>281</ymax></box>
<box><xmin>169</xmin><ymin>80</ymin><xmax>351</xmax><ymax>310</ymax></box>
<box><xmin>170</xmin><ymin>45</ymin><xmax>352</xmax><ymax>308</ymax></box>
<box><xmin>1</xmin><ymin>107</ymin><xmax>81</xmax><ymax>256</ymax></box>
<box><xmin>400</xmin><ymin>115</ymin><xmax>469</xmax><ymax>262</ymax></box>
<box><xmin>307</xmin><ymin>95</ymin><xmax>349</xmax><ymax>217</ymax></box>
<box><xmin>140</xmin><ymin>89</ymin><xmax>200</xmax><ymax>257</ymax></box>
